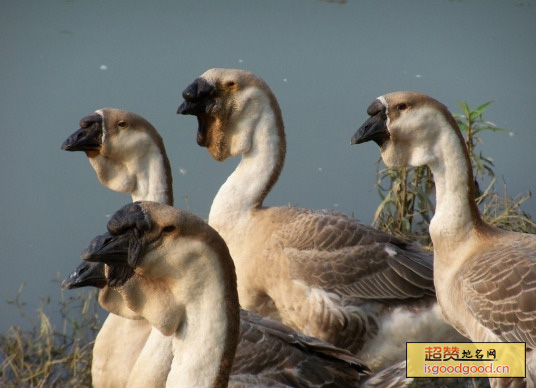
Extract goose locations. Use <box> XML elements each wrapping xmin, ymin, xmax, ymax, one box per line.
<box><xmin>176</xmin><ymin>68</ymin><xmax>466</xmax><ymax>370</ymax></box>
<box><xmin>61</xmin><ymin>108</ymin><xmax>174</xmax><ymax>387</ymax></box>
<box><xmin>351</xmin><ymin>91</ymin><xmax>536</xmax><ymax>386</ymax></box>
<box><xmin>79</xmin><ymin>201</ymin><xmax>371</xmax><ymax>387</ymax></box>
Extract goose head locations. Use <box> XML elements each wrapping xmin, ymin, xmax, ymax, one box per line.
<box><xmin>61</xmin><ymin>113</ymin><xmax>103</xmax><ymax>157</ymax></box>
<box><xmin>177</xmin><ymin>68</ymin><xmax>283</xmax><ymax>161</ymax></box>
<box><xmin>62</xmin><ymin>108</ymin><xmax>163</xmax><ymax>159</ymax></box>
<box><xmin>82</xmin><ymin>201</ymin><xmax>239</xmax><ymax>337</ymax></box>
<box><xmin>61</xmin><ymin>108</ymin><xmax>172</xmax><ymax>203</ymax></box>
<box><xmin>351</xmin><ymin>91</ymin><xmax>462</xmax><ymax>169</ymax></box>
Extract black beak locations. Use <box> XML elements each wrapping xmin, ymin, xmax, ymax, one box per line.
<box><xmin>82</xmin><ymin>231</ymin><xmax>131</xmax><ymax>265</ymax></box>
<box><xmin>176</xmin><ymin>78</ymin><xmax>215</xmax><ymax>115</ymax></box>
<box><xmin>82</xmin><ymin>231</ymin><xmax>139</xmax><ymax>287</ymax></box>
<box><xmin>351</xmin><ymin>99</ymin><xmax>390</xmax><ymax>147</ymax></box>
<box><xmin>61</xmin><ymin>113</ymin><xmax>103</xmax><ymax>152</ymax></box>
<box><xmin>61</xmin><ymin>261</ymin><xmax>107</xmax><ymax>290</ymax></box>
<box><xmin>176</xmin><ymin>78</ymin><xmax>217</xmax><ymax>147</ymax></box>
<box><xmin>350</xmin><ymin>113</ymin><xmax>390</xmax><ymax>147</ymax></box>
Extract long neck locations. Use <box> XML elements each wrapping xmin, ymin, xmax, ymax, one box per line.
<box><xmin>167</xmin><ymin>283</ymin><xmax>236</xmax><ymax>387</ymax></box>
<box><xmin>427</xmin><ymin>120</ymin><xmax>485</xmax><ymax>250</ymax></box>
<box><xmin>127</xmin><ymin>328</ymin><xmax>173</xmax><ymax>388</ymax></box>
<box><xmin>124</xmin><ymin>244</ymin><xmax>239</xmax><ymax>388</ymax></box>
<box><xmin>128</xmin><ymin>150</ymin><xmax>173</xmax><ymax>205</ymax></box>
<box><xmin>209</xmin><ymin>103</ymin><xmax>286</xmax><ymax>227</ymax></box>
<box><xmin>89</xmin><ymin>143</ymin><xmax>173</xmax><ymax>205</ymax></box>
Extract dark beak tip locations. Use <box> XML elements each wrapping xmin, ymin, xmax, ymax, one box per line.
<box><xmin>61</xmin><ymin>279</ymin><xmax>79</xmax><ymax>290</ymax></box>
<box><xmin>350</xmin><ymin>128</ymin><xmax>366</xmax><ymax>146</ymax></box>
<box><xmin>176</xmin><ymin>102</ymin><xmax>186</xmax><ymax>115</ymax></box>
<box><xmin>61</xmin><ymin>134</ymin><xmax>76</xmax><ymax>150</ymax></box>
<box><xmin>352</xmin><ymin>137</ymin><xmax>368</xmax><ymax>145</ymax></box>
<box><xmin>61</xmin><ymin>261</ymin><xmax>107</xmax><ymax>290</ymax></box>
<box><xmin>61</xmin><ymin>270</ymin><xmax>80</xmax><ymax>290</ymax></box>
<box><xmin>177</xmin><ymin>100</ymin><xmax>197</xmax><ymax>116</ymax></box>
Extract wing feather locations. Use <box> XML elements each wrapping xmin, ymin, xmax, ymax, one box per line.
<box><xmin>233</xmin><ymin>309</ymin><xmax>368</xmax><ymax>387</ymax></box>
<box><xmin>461</xmin><ymin>234</ymin><xmax>536</xmax><ymax>348</ymax></box>
<box><xmin>265</xmin><ymin>207</ymin><xmax>435</xmax><ymax>301</ymax></box>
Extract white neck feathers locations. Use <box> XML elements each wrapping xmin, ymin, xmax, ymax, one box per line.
<box><xmin>209</xmin><ymin>97</ymin><xmax>285</xmax><ymax>228</ymax></box>
<box><xmin>418</xmin><ymin>109</ymin><xmax>485</xmax><ymax>250</ymax></box>
<box><xmin>127</xmin><ymin>149</ymin><xmax>172</xmax><ymax>204</ymax></box>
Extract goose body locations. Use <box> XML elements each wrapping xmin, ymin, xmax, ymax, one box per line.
<box><xmin>80</xmin><ymin>201</ymin><xmax>370</xmax><ymax>387</ymax></box>
<box><xmin>177</xmin><ymin>68</ymin><xmax>465</xmax><ymax>370</ymax></box>
<box><xmin>62</xmin><ymin>108</ymin><xmax>174</xmax><ymax>387</ymax></box>
<box><xmin>352</xmin><ymin>91</ymin><xmax>536</xmax><ymax>386</ymax></box>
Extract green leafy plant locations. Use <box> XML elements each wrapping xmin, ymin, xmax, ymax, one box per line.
<box><xmin>454</xmin><ymin>101</ymin><xmax>511</xmax><ymax>195</ymax></box>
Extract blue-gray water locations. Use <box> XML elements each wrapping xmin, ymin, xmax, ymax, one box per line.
<box><xmin>1</xmin><ymin>0</ymin><xmax>535</xmax><ymax>333</ymax></box>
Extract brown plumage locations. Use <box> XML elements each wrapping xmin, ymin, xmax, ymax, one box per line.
<box><xmin>353</xmin><ymin>91</ymin><xmax>536</xmax><ymax>387</ymax></box>
<box><xmin>177</xmin><ymin>69</ymin><xmax>465</xmax><ymax>370</ymax></box>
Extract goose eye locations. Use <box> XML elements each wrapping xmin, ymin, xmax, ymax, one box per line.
<box><xmin>397</xmin><ymin>103</ymin><xmax>408</xmax><ymax>111</ymax></box>
<box><xmin>118</xmin><ymin>120</ymin><xmax>128</xmax><ymax>128</ymax></box>
<box><xmin>162</xmin><ymin>225</ymin><xmax>176</xmax><ymax>234</ymax></box>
